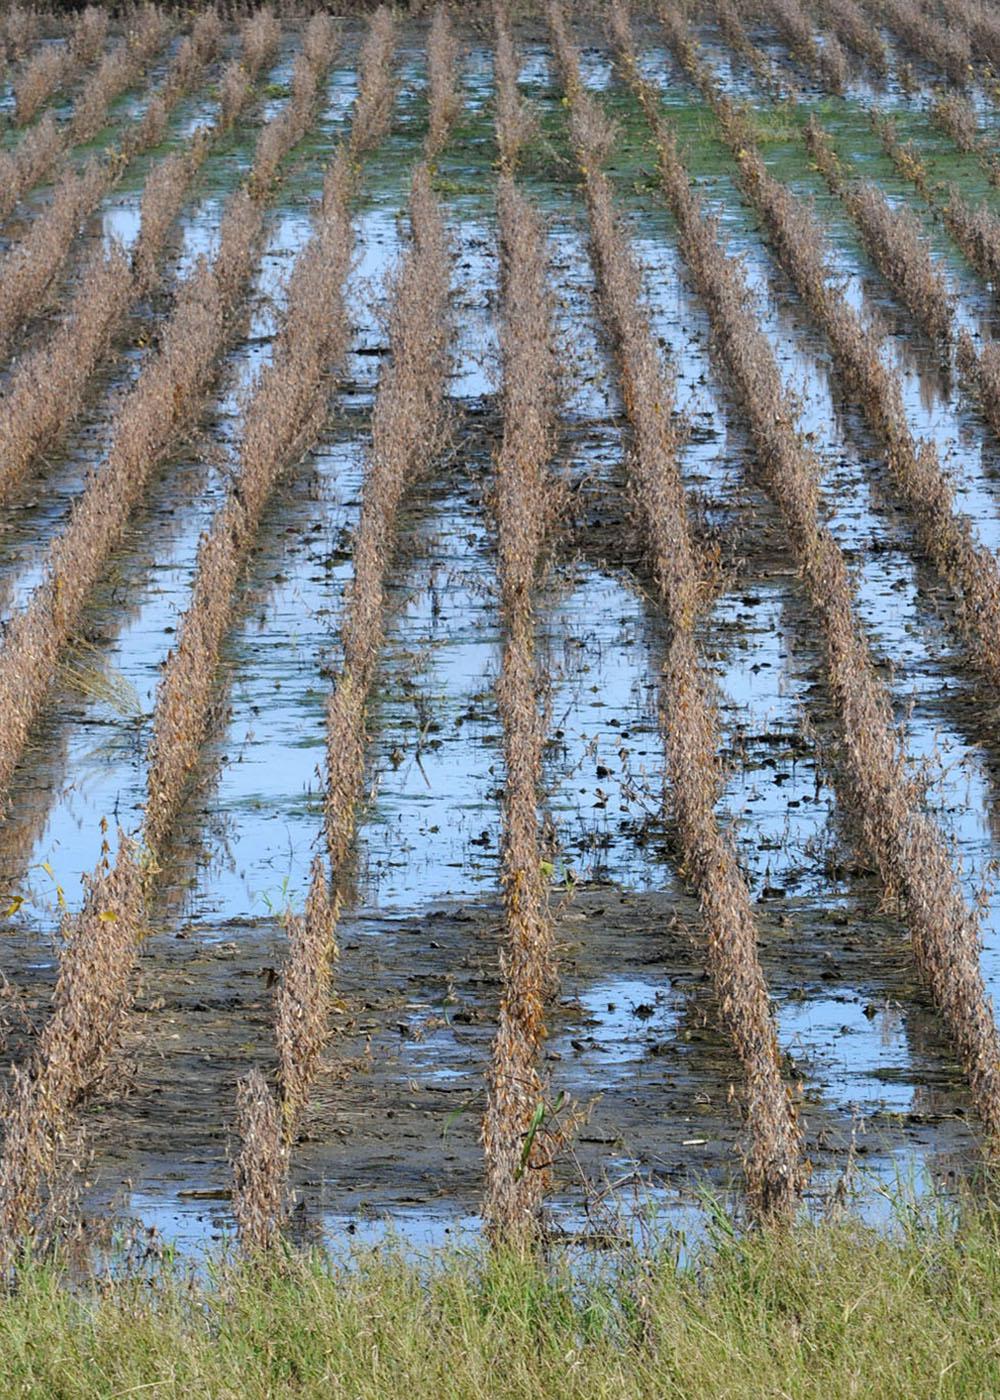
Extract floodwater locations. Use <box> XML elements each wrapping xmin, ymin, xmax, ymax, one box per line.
<box><xmin>1</xmin><ymin>9</ymin><xmax>999</xmax><ymax>1257</ymax></box>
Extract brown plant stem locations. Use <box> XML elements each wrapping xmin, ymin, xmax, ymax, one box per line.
<box><xmin>552</xmin><ymin>0</ymin><xmax>804</xmax><ymax>1225</ymax></box>
<box><xmin>482</xmin><ymin>5</ymin><xmax>565</xmax><ymax>1247</ymax></box>
<box><xmin>613</xmin><ymin>0</ymin><xmax>1000</xmax><ymax>1150</ymax></box>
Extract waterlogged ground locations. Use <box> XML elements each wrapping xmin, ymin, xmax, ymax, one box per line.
<box><xmin>1</xmin><ymin>9</ymin><xmax>1000</xmax><ymax>1256</ymax></box>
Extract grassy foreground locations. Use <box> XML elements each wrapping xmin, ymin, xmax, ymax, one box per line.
<box><xmin>2</xmin><ymin>1196</ymin><xmax>999</xmax><ymax>1397</ymax></box>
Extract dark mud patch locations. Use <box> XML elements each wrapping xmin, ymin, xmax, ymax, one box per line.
<box><xmin>0</xmin><ymin>880</ymin><xmax>974</xmax><ymax>1251</ymax></box>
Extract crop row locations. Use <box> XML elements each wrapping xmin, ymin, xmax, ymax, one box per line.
<box><xmin>803</xmin><ymin>119</ymin><xmax>951</xmax><ymax>344</ymax></box>
<box><xmin>12</xmin><ymin>5</ymin><xmax>107</xmax><ymax>125</ymax></box>
<box><xmin>860</xmin><ymin>0</ymin><xmax>971</xmax><ymax>84</ymax></box>
<box><xmin>553</xmin><ymin>0</ymin><xmax>805</xmax><ymax>1222</ymax></box>
<box><xmin>767</xmin><ymin>0</ymin><xmax>849</xmax><ymax>92</ymax></box>
<box><xmin>480</xmin><ymin>6</ymin><xmax>565</xmax><ymax>1247</ymax></box>
<box><xmin>1</xmin><ymin>7</ymin><xmax>41</xmax><ymax>66</ymax></box>
<box><xmin>662</xmin><ymin>8</ymin><xmax>1000</xmax><ymax>695</ymax></box>
<box><xmin>816</xmin><ymin>0</ymin><xmax>888</xmax><ymax>73</ymax></box>
<box><xmin>871</xmin><ymin>114</ymin><xmax>1000</xmax><ymax>305</ymax></box>
<box><xmin>234</xmin><ymin>6</ymin><xmax>458</xmax><ymax>1253</ymax></box>
<box><xmin>863</xmin><ymin>113</ymin><xmax>1000</xmax><ymax>442</ymax></box>
<box><xmin>0</xmin><ymin>10</ymin><xmax>282</xmax><ymax>514</ymax></box>
<box><xmin>712</xmin><ymin>0</ymin><xmax>792</xmax><ymax>98</ymax></box>
<box><xmin>801</xmin><ymin>117</ymin><xmax>1000</xmax><ymax>466</ymax></box>
<box><xmin>0</xmin><ymin>7</ymin><xmax>193</xmax><ymax>362</ymax></box>
<box><xmin>0</xmin><ymin>18</ymin><xmax>342</xmax><ymax>1270</ymax></box>
<box><xmin>614</xmin><ymin>0</ymin><xmax>1000</xmax><ymax>1152</ymax></box>
<box><xmin>711</xmin><ymin>8</ymin><xmax>1000</xmax><ymax>371</ymax></box>
<box><xmin>0</xmin><ymin>11</ymin><xmax>329</xmax><ymax>812</ymax></box>
<box><xmin>0</xmin><ymin>5</ymin><xmax>173</xmax><ymax>226</ymax></box>
<box><xmin>144</xmin><ymin>29</ymin><xmax>385</xmax><ymax>855</ymax></box>
<box><xmin>930</xmin><ymin>93</ymin><xmax>1000</xmax><ymax>187</ymax></box>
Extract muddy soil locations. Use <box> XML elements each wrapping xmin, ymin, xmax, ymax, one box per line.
<box><xmin>1</xmin><ymin>11</ymin><xmax>999</xmax><ymax>1256</ymax></box>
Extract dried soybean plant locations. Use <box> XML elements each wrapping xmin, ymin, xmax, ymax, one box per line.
<box><xmin>551</xmin><ymin>0</ymin><xmax>804</xmax><ymax>1225</ymax></box>
<box><xmin>768</xmin><ymin>0</ymin><xmax>848</xmax><ymax>92</ymax></box>
<box><xmin>815</xmin><ymin>0</ymin><xmax>888</xmax><ymax>76</ymax></box>
<box><xmin>0</xmin><ymin>9</ymin><xmax>210</xmax><ymax>366</ymax></box>
<box><xmin>14</xmin><ymin>42</ymin><xmax>74</xmax><ymax>127</ymax></box>
<box><xmin>660</xmin><ymin>10</ymin><xmax>1000</xmax><ymax>693</ymax></box>
<box><xmin>0</xmin><ymin>158</ymin><xmax>110</xmax><ymax>362</ymax></box>
<box><xmin>3</xmin><ymin>7</ymin><xmax>40</xmax><ymax>64</ymax></box>
<box><xmin>958</xmin><ymin>0</ymin><xmax>1000</xmax><ymax>72</ymax></box>
<box><xmin>803</xmin><ymin>117</ymin><xmax>952</xmax><ymax>345</ymax></box>
<box><xmin>874</xmin><ymin>112</ymin><xmax>1000</xmax><ymax>297</ymax></box>
<box><xmin>0</xmin><ymin>10</ymin><xmax>281</xmax><ymax>512</ymax></box>
<box><xmin>0</xmin><ymin>29</ymin><xmax>345</xmax><ymax>1270</ymax></box>
<box><xmin>147</xmin><ymin>107</ymin><xmax>358</xmax><ymax>849</ymax></box>
<box><xmin>252</xmin><ymin>14</ymin><xmax>339</xmax><ymax>193</ymax></box>
<box><xmin>426</xmin><ymin>3</ymin><xmax>462</xmax><ymax>161</ymax></box>
<box><xmin>481</xmin><ymin>8</ymin><xmax>569</xmax><ymax>1246</ymax></box>
<box><xmin>964</xmin><ymin>337</ymin><xmax>1000</xmax><ymax>442</ymax></box>
<box><xmin>159</xmin><ymin>123</ymin><xmax>359</xmax><ymax>1243</ymax></box>
<box><xmin>863</xmin><ymin>0</ymin><xmax>971</xmax><ymax>84</ymax></box>
<box><xmin>235</xmin><ymin>10</ymin><xmax>458</xmax><ymax>1254</ymax></box>
<box><xmin>68</xmin><ymin>5</ymin><xmax>170</xmax><ymax>146</ymax></box>
<box><xmin>803</xmin><ymin>117</ymin><xmax>1000</xmax><ymax>461</ymax></box>
<box><xmin>929</xmin><ymin>94</ymin><xmax>1000</xmax><ymax>186</ymax></box>
<box><xmin>613</xmin><ymin>0</ymin><xmax>1000</xmax><ymax>1150</ymax></box>
<box><xmin>0</xmin><ymin>114</ymin><xmax>65</xmax><ymax>223</ymax></box>
<box><xmin>712</xmin><ymin>0</ymin><xmax>792</xmax><ymax>100</ymax></box>
<box><xmin>0</xmin><ymin>17</ymin><xmax>336</xmax><ymax>813</ymax></box>
<box><xmin>347</xmin><ymin>6</ymin><xmax>397</xmax><ymax>158</ymax></box>
<box><xmin>13</xmin><ymin>8</ymin><xmax>109</xmax><ymax>125</ymax></box>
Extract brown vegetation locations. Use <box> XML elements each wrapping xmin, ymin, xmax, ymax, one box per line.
<box><xmin>69</xmin><ymin>6</ymin><xmax>170</xmax><ymax>146</ymax></box>
<box><xmin>4</xmin><ymin>7</ymin><xmax>39</xmax><ymax>63</ymax></box>
<box><xmin>0</xmin><ymin>842</ymin><xmax>144</xmax><ymax>1267</ymax></box>
<box><xmin>555</xmin><ymin>0</ymin><xmax>804</xmax><ymax>1224</ymax></box>
<box><xmin>0</xmin><ymin>21</ymin><xmax>337</xmax><ymax>809</ymax></box>
<box><xmin>0</xmin><ymin>158</ymin><xmax>108</xmax><ymax>363</ymax></box>
<box><xmin>712</xmin><ymin>0</ymin><xmax>791</xmax><ymax>98</ymax></box>
<box><xmin>13</xmin><ymin>8</ymin><xmax>109</xmax><ymax>124</ymax></box>
<box><xmin>817</xmin><ymin>0</ymin><xmax>888</xmax><ymax>75</ymax></box>
<box><xmin>929</xmin><ymin>94</ymin><xmax>1000</xmax><ymax>187</ymax></box>
<box><xmin>661</xmin><ymin>14</ymin><xmax>1000</xmax><ymax>693</ymax></box>
<box><xmin>347</xmin><ymin>6</ymin><xmax>397</xmax><ymax>159</ymax></box>
<box><xmin>14</xmin><ymin>43</ymin><xmax>72</xmax><ymax>126</ymax></box>
<box><xmin>0</xmin><ymin>9</ymin><xmax>279</xmax><ymax>514</ymax></box>
<box><xmin>0</xmin><ymin>10</ymin><xmax>223</xmax><ymax>367</ymax></box>
<box><xmin>0</xmin><ymin>19</ymin><xmax>343</xmax><ymax>1271</ymax></box>
<box><xmin>146</xmin><ymin>142</ymin><xmax>355</xmax><ymax>850</ymax></box>
<box><xmin>803</xmin><ymin>117</ymin><xmax>952</xmax><ymax>345</ymax></box>
<box><xmin>769</xmin><ymin>0</ymin><xmax>847</xmax><ymax>92</ymax></box>
<box><xmin>802</xmin><ymin>114</ymin><xmax>1000</xmax><ymax>474</ymax></box>
<box><xmin>937</xmin><ymin>188</ymin><xmax>1000</xmax><ymax>294</ymax></box>
<box><xmin>865</xmin><ymin>0</ymin><xmax>971</xmax><ymax>85</ymax></box>
<box><xmin>234</xmin><ymin>9</ymin><xmax>456</xmax><ymax>1254</ymax></box>
<box><xmin>0</xmin><ymin>114</ymin><xmax>64</xmax><ymax>224</ymax></box>
<box><xmin>425</xmin><ymin>4</ymin><xmax>462</xmax><ymax>161</ymax></box>
<box><xmin>615</xmin><ymin>0</ymin><xmax>1000</xmax><ymax>1150</ymax></box>
<box><xmin>963</xmin><ymin>1</ymin><xmax>1000</xmax><ymax>71</ymax></box>
<box><xmin>251</xmin><ymin>15</ymin><xmax>338</xmax><ymax>193</ymax></box>
<box><xmin>869</xmin><ymin>111</ymin><xmax>1000</xmax><ymax>433</ymax></box>
<box><xmin>481</xmin><ymin>6</ymin><xmax>565</xmax><ymax>1246</ymax></box>
<box><xmin>959</xmin><ymin>334</ymin><xmax>1000</xmax><ymax>443</ymax></box>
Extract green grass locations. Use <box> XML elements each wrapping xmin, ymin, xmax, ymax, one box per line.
<box><xmin>4</xmin><ymin>1192</ymin><xmax>1000</xmax><ymax>1397</ymax></box>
